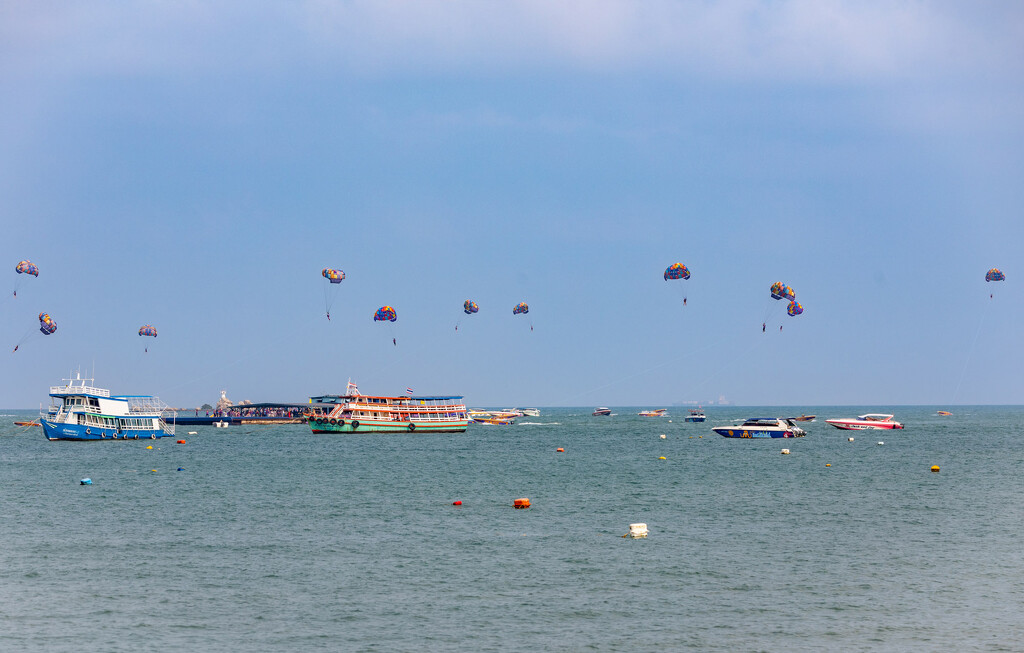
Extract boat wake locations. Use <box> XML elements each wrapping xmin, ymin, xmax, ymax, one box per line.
<box><xmin>518</xmin><ymin>421</ymin><xmax>560</xmax><ymax>426</ymax></box>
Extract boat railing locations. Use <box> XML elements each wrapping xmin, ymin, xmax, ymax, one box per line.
<box><xmin>125</xmin><ymin>396</ymin><xmax>171</xmax><ymax>414</ymax></box>
<box><xmin>50</xmin><ymin>384</ymin><xmax>110</xmax><ymax>397</ymax></box>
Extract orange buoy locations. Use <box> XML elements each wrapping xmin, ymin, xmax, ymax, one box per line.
<box><xmin>176</xmin><ymin>439</ymin><xmax>186</xmax><ymax>444</ymax></box>
<box><xmin>556</xmin><ymin>448</ymin><xmax>564</xmax><ymax>452</ymax></box>
<box><xmin>514</xmin><ymin>497</ymin><xmax>531</xmax><ymax>509</ymax></box>
<box><xmin>452</xmin><ymin>500</ymin><xmax>462</xmax><ymax>506</ymax></box>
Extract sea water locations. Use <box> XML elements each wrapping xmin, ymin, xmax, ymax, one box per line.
<box><xmin>1</xmin><ymin>407</ymin><xmax>1022</xmax><ymax>652</ymax></box>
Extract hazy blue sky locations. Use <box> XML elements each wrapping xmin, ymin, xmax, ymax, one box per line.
<box><xmin>2</xmin><ymin>1</ymin><xmax>1022</xmax><ymax>408</ymax></box>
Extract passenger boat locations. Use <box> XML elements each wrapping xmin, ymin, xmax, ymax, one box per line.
<box><xmin>825</xmin><ymin>414</ymin><xmax>904</xmax><ymax>430</ymax></box>
<box><xmin>592</xmin><ymin>407</ymin><xmax>612</xmax><ymax>416</ymax></box>
<box><xmin>40</xmin><ymin>374</ymin><xmax>175</xmax><ymax>441</ymax></box>
<box><xmin>712</xmin><ymin>417</ymin><xmax>806</xmax><ymax>439</ymax></box>
<box><xmin>638</xmin><ymin>409</ymin><xmax>668</xmax><ymax>417</ymax></box>
<box><xmin>307</xmin><ymin>382</ymin><xmax>469</xmax><ymax>433</ymax></box>
<box><xmin>684</xmin><ymin>408</ymin><xmax>706</xmax><ymax>422</ymax></box>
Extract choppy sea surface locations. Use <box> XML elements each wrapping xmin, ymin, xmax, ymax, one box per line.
<box><xmin>1</xmin><ymin>406</ymin><xmax>1022</xmax><ymax>652</ymax></box>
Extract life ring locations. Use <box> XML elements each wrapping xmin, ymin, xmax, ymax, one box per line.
<box><xmin>316</xmin><ymin>418</ymin><xmax>324</xmax><ymax>424</ymax></box>
<box><xmin>85</xmin><ymin>428</ymin><xmax>91</xmax><ymax>435</ymax></box>
<box><xmin>134</xmin><ymin>434</ymin><xmax>139</xmax><ymax>440</ymax></box>
<box><xmin>351</xmin><ymin>421</ymin><xmax>359</xmax><ymax>430</ymax></box>
<box><xmin>336</xmin><ymin>419</ymin><xmax>345</xmax><ymax>427</ymax></box>
<box><xmin>329</xmin><ymin>418</ymin><xmax>337</xmax><ymax>425</ymax></box>
<box><xmin>408</xmin><ymin>423</ymin><xmax>416</xmax><ymax>432</ymax></box>
<box><xmin>151</xmin><ymin>434</ymin><xmax>156</xmax><ymax>439</ymax></box>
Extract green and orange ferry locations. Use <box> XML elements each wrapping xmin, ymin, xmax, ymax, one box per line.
<box><xmin>306</xmin><ymin>381</ymin><xmax>469</xmax><ymax>434</ymax></box>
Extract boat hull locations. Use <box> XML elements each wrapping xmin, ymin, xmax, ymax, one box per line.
<box><xmin>713</xmin><ymin>427</ymin><xmax>802</xmax><ymax>438</ymax></box>
<box><xmin>41</xmin><ymin>419</ymin><xmax>171</xmax><ymax>441</ymax></box>
<box><xmin>309</xmin><ymin>417</ymin><xmax>468</xmax><ymax>434</ymax></box>
<box><xmin>684</xmin><ymin>416</ymin><xmax>706</xmax><ymax>422</ymax></box>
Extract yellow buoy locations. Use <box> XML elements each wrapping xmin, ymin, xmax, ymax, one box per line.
<box><xmin>150</xmin><ymin>469</ymin><xmax>157</xmax><ymax>472</ymax></box>
<box><xmin>825</xmin><ymin>463</ymin><xmax>831</xmax><ymax>467</ymax></box>
<box><xmin>658</xmin><ymin>456</ymin><xmax>666</xmax><ymax>460</ymax></box>
<box><xmin>146</xmin><ymin>445</ymin><xmax>153</xmax><ymax>449</ymax></box>
<box><xmin>931</xmin><ymin>465</ymin><xmax>940</xmax><ymax>473</ymax></box>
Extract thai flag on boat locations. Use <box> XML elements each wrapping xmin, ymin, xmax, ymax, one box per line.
<box><xmin>406</xmin><ymin>387</ymin><xmax>414</xmax><ymax>394</ymax></box>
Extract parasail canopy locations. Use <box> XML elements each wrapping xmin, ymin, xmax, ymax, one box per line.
<box><xmin>664</xmin><ymin>263</ymin><xmax>690</xmax><ymax>281</ymax></box>
<box><xmin>771</xmin><ymin>282</ymin><xmax>796</xmax><ymax>301</ymax></box>
<box><xmin>38</xmin><ymin>312</ymin><xmax>57</xmax><ymax>335</ymax></box>
<box><xmin>16</xmin><ymin>260</ymin><xmax>39</xmax><ymax>277</ymax></box>
<box><xmin>374</xmin><ymin>305</ymin><xmax>397</xmax><ymax>322</ymax></box>
<box><xmin>322</xmin><ymin>268</ymin><xmax>345</xmax><ymax>284</ymax></box>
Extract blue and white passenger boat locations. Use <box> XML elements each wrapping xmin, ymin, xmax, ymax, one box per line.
<box><xmin>40</xmin><ymin>374</ymin><xmax>176</xmax><ymax>441</ymax></box>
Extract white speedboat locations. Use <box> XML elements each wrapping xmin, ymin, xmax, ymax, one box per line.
<box><xmin>712</xmin><ymin>417</ymin><xmax>806</xmax><ymax>439</ymax></box>
<box><xmin>592</xmin><ymin>407</ymin><xmax>612</xmax><ymax>416</ymax></box>
<box><xmin>825</xmin><ymin>414</ymin><xmax>904</xmax><ymax>430</ymax></box>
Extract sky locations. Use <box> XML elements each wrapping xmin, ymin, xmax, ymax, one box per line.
<box><xmin>1</xmin><ymin>1</ymin><xmax>1022</xmax><ymax>408</ymax></box>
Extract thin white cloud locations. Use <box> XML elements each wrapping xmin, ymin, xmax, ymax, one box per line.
<box><xmin>1</xmin><ymin>1</ymin><xmax>1021</xmax><ymax>82</ymax></box>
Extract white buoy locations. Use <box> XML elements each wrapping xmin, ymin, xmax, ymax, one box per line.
<box><xmin>848</xmin><ymin>437</ymin><xmax>854</xmax><ymax>442</ymax></box>
<box><xmin>659</xmin><ymin>434</ymin><xmax>666</xmax><ymax>439</ymax></box>
<box><xmin>188</xmin><ymin>431</ymin><xmax>197</xmax><ymax>435</ymax></box>
<box><xmin>781</xmin><ymin>449</ymin><xmax>791</xmax><ymax>455</ymax></box>
<box><xmin>877</xmin><ymin>441</ymin><xmax>884</xmax><ymax>446</ymax></box>
<box><xmin>628</xmin><ymin>523</ymin><xmax>648</xmax><ymax>538</ymax></box>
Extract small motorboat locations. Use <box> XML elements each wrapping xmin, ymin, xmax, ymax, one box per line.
<box><xmin>14</xmin><ymin>420</ymin><xmax>41</xmax><ymax>427</ymax></box>
<box><xmin>592</xmin><ymin>407</ymin><xmax>612</xmax><ymax>416</ymax></box>
<box><xmin>684</xmin><ymin>408</ymin><xmax>706</xmax><ymax>422</ymax></box>
<box><xmin>638</xmin><ymin>409</ymin><xmax>668</xmax><ymax>417</ymax></box>
<box><xmin>469</xmin><ymin>410</ymin><xmax>517</xmax><ymax>425</ymax></box>
<box><xmin>213</xmin><ymin>420</ymin><xmax>229</xmax><ymax>428</ymax></box>
<box><xmin>787</xmin><ymin>414</ymin><xmax>816</xmax><ymax>422</ymax></box>
<box><xmin>937</xmin><ymin>411</ymin><xmax>952</xmax><ymax>416</ymax></box>
<box><xmin>825</xmin><ymin>414</ymin><xmax>904</xmax><ymax>430</ymax></box>
<box><xmin>712</xmin><ymin>417</ymin><xmax>806</xmax><ymax>439</ymax></box>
